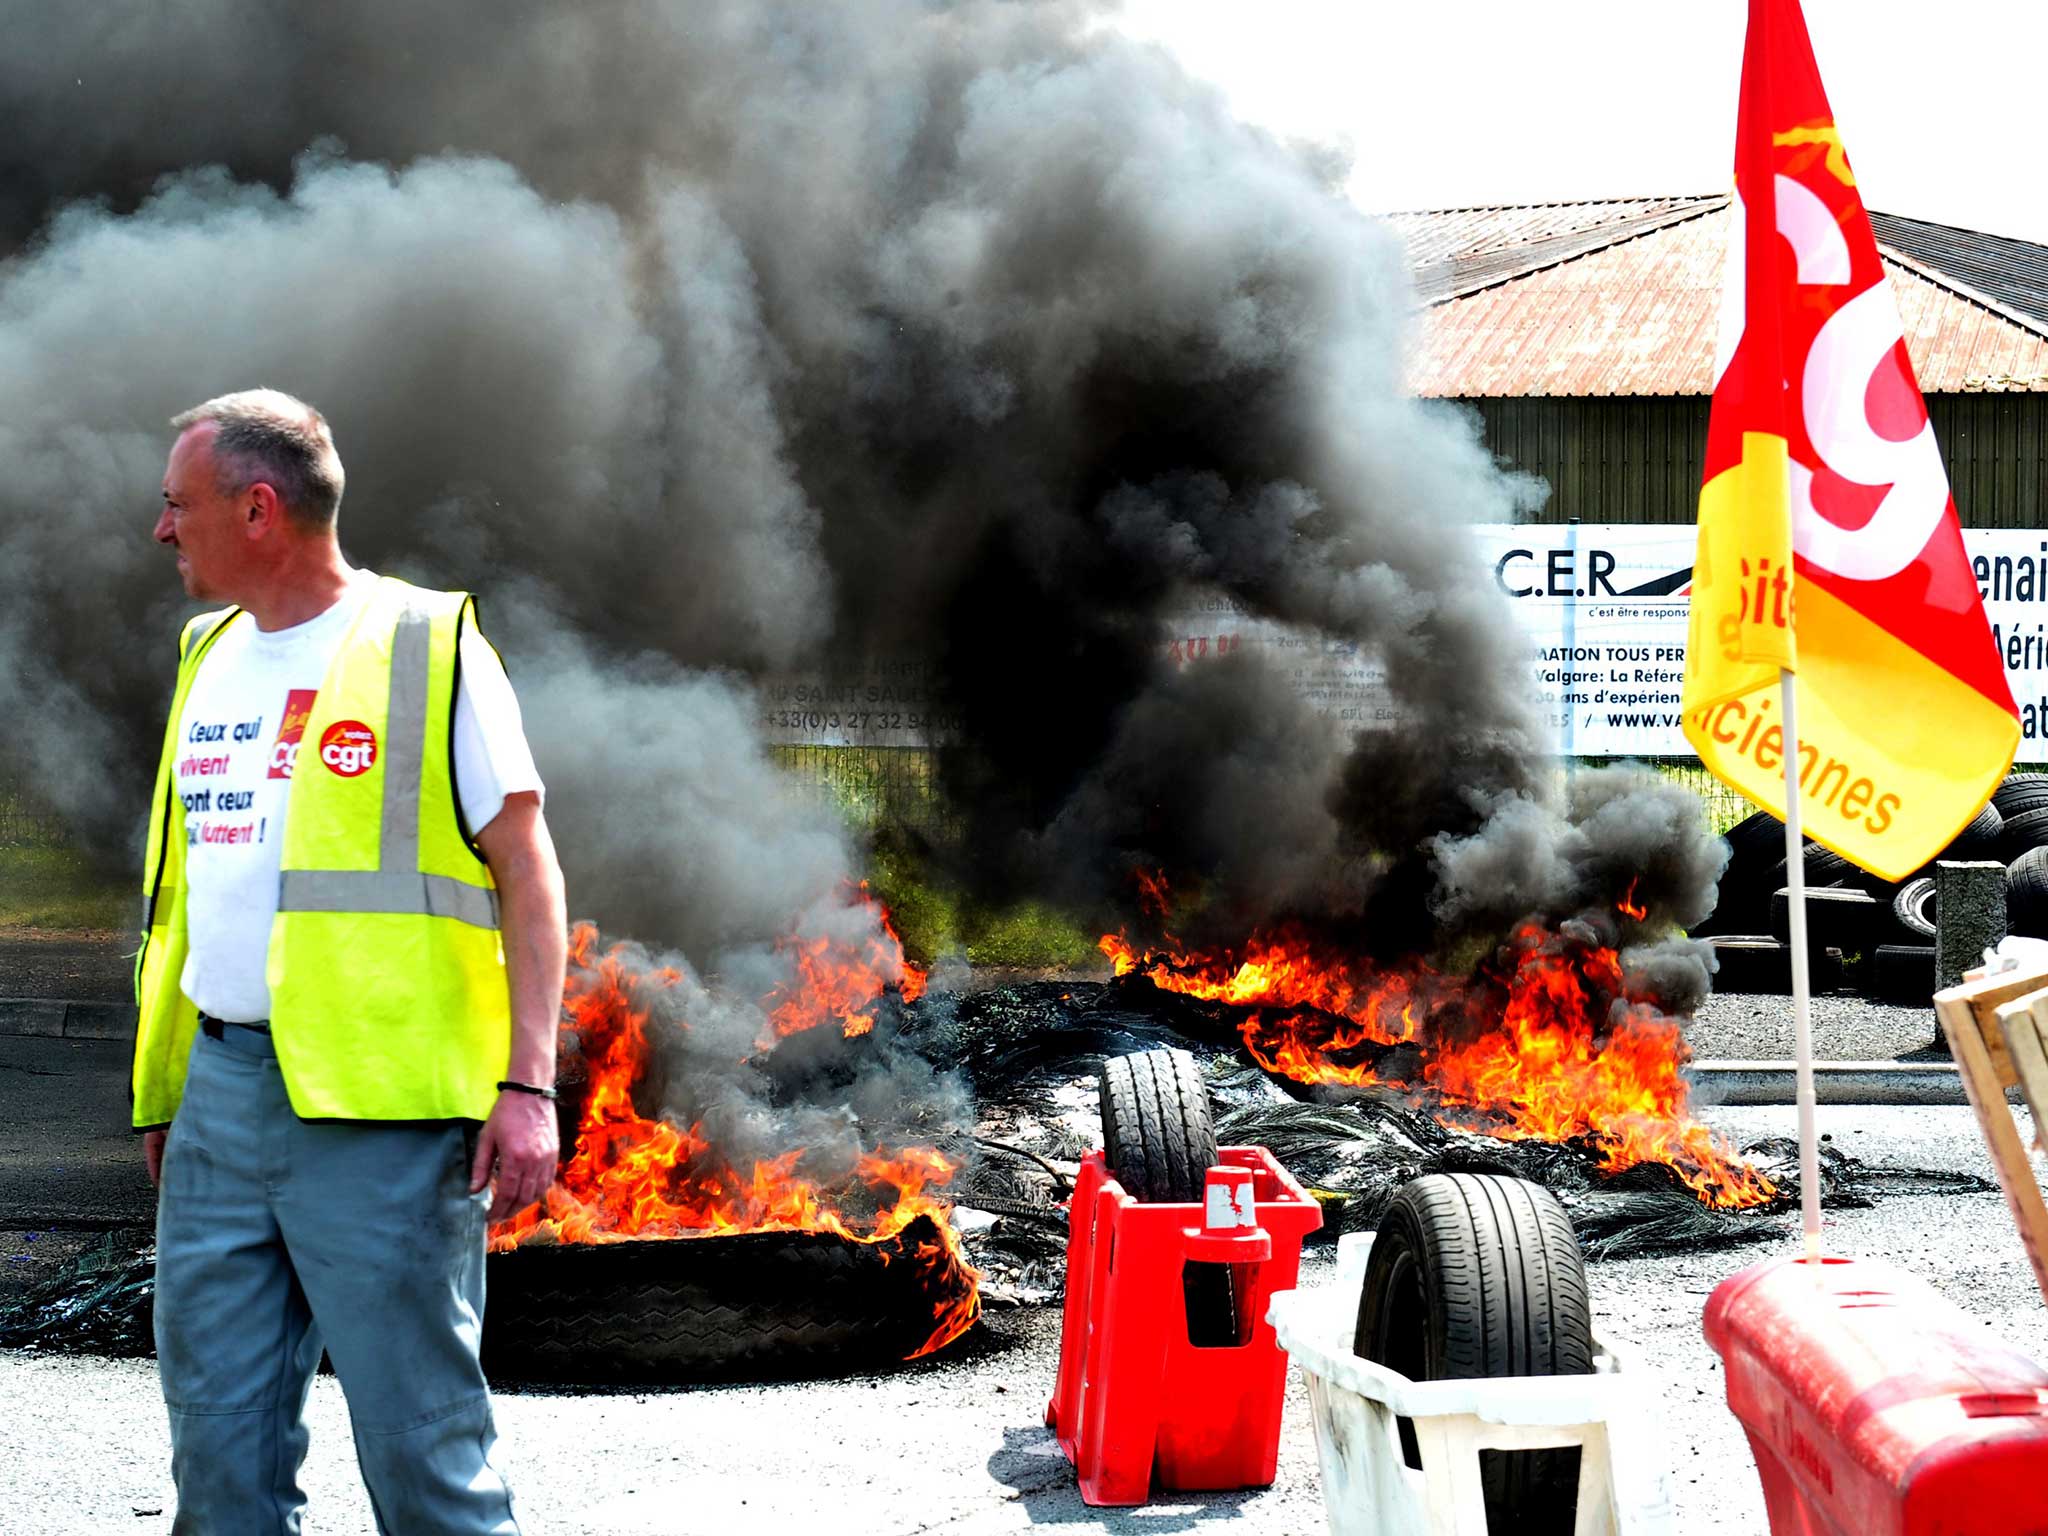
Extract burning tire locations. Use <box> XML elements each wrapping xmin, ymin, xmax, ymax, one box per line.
<box><xmin>1097</xmin><ymin>1048</ymin><xmax>1219</xmax><ymax>1203</ymax></box>
<box><xmin>480</xmin><ymin>1216</ymin><xmax>956</xmax><ymax>1384</ymax></box>
<box><xmin>1354</xmin><ymin>1173</ymin><xmax>1593</xmax><ymax>1535</ymax></box>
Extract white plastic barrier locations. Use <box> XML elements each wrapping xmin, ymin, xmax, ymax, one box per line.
<box><xmin>1266</xmin><ymin>1233</ymin><xmax>1674</xmax><ymax>1536</ymax></box>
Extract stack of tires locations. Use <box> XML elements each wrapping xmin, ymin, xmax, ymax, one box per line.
<box><xmin>2001</xmin><ymin>773</ymin><xmax>2048</xmax><ymax>942</ymax></box>
<box><xmin>1701</xmin><ymin>771</ymin><xmax>2046</xmax><ymax>1001</ymax></box>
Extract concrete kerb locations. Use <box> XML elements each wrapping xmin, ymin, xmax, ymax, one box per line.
<box><xmin>0</xmin><ymin>999</ymin><xmax>129</xmax><ymax>1041</ymax></box>
<box><xmin>1687</xmin><ymin>1060</ymin><xmax>2007</xmax><ymax>1107</ymax></box>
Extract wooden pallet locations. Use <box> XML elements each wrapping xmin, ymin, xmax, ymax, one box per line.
<box><xmin>1934</xmin><ymin>966</ymin><xmax>2048</xmax><ymax>1306</ymax></box>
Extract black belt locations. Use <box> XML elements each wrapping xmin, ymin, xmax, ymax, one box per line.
<box><xmin>199</xmin><ymin>1012</ymin><xmax>271</xmax><ymax>1039</ymax></box>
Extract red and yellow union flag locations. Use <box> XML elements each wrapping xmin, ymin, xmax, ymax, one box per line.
<box><xmin>1682</xmin><ymin>0</ymin><xmax>2018</xmax><ymax>880</ymax></box>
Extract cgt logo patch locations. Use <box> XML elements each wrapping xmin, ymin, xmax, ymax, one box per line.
<box><xmin>268</xmin><ymin>688</ymin><xmax>319</xmax><ymax>780</ymax></box>
<box><xmin>318</xmin><ymin>720</ymin><xmax>378</xmax><ymax>778</ymax></box>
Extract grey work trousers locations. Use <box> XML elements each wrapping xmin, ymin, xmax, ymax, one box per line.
<box><xmin>154</xmin><ymin>1022</ymin><xmax>521</xmax><ymax>1536</ymax></box>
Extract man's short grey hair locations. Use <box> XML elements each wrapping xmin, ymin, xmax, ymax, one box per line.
<box><xmin>170</xmin><ymin>388</ymin><xmax>346</xmax><ymax>526</ymax></box>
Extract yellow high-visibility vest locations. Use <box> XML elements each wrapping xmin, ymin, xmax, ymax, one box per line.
<box><xmin>133</xmin><ymin>577</ymin><xmax>511</xmax><ymax>1127</ymax></box>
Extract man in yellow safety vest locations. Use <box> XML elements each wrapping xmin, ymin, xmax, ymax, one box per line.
<box><xmin>136</xmin><ymin>388</ymin><xmax>565</xmax><ymax>1533</ymax></box>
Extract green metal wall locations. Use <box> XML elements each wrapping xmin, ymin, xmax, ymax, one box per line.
<box><xmin>1935</xmin><ymin>394</ymin><xmax>2048</xmax><ymax>528</ymax></box>
<box><xmin>1461</xmin><ymin>394</ymin><xmax>2048</xmax><ymax>528</ymax></box>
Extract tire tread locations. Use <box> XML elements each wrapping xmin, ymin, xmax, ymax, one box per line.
<box><xmin>1098</xmin><ymin>1048</ymin><xmax>1217</xmax><ymax>1202</ymax></box>
<box><xmin>1356</xmin><ymin>1173</ymin><xmax>1592</xmax><ymax>1533</ymax></box>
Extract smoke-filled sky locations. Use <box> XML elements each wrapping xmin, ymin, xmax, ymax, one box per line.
<box><xmin>0</xmin><ymin>0</ymin><xmax>1721</xmax><ymax>986</ymax></box>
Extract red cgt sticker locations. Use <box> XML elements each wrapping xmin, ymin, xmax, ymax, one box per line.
<box><xmin>318</xmin><ymin>720</ymin><xmax>378</xmax><ymax>778</ymax></box>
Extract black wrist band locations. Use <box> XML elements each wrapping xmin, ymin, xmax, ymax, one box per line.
<box><xmin>496</xmin><ymin>1079</ymin><xmax>558</xmax><ymax>1100</ymax></box>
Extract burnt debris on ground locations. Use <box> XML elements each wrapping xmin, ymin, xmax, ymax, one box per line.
<box><xmin>0</xmin><ymin>978</ymin><xmax>1997</xmax><ymax>1358</ymax></box>
<box><xmin>0</xmin><ymin>1230</ymin><xmax>155</xmax><ymax>1358</ymax></box>
<box><xmin>939</xmin><ymin>980</ymin><xmax>1996</xmax><ymax>1270</ymax></box>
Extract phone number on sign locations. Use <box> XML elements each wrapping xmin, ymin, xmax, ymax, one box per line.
<box><xmin>763</xmin><ymin>710</ymin><xmax>962</xmax><ymax>734</ymax></box>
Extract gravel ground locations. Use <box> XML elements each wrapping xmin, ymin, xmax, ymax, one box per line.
<box><xmin>1684</xmin><ymin>989</ymin><xmax>1938</xmax><ymax>1061</ymax></box>
<box><xmin>0</xmin><ymin>1272</ymin><xmax>1337</xmax><ymax>1536</ymax></box>
<box><xmin>4</xmin><ymin>1102</ymin><xmax>2040</xmax><ymax>1535</ymax></box>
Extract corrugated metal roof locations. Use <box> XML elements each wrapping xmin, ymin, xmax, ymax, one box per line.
<box><xmin>1388</xmin><ymin>196</ymin><xmax>1727</xmax><ymax>303</ymax></box>
<box><xmin>1869</xmin><ymin>212</ymin><xmax>2048</xmax><ymax>332</ymax></box>
<box><xmin>1402</xmin><ymin>201</ymin><xmax>2048</xmax><ymax>397</ymax></box>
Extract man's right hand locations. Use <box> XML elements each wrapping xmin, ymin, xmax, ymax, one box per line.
<box><xmin>144</xmin><ymin>1129</ymin><xmax>167</xmax><ymax>1186</ymax></box>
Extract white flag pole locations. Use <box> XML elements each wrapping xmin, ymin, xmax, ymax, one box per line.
<box><xmin>1780</xmin><ymin>666</ymin><xmax>1823</xmax><ymax>1261</ymax></box>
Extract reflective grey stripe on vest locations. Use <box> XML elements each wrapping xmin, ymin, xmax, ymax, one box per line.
<box><xmin>275</xmin><ymin>600</ymin><xmax>499</xmax><ymax>932</ymax></box>
<box><xmin>278</xmin><ymin>870</ymin><xmax>501</xmax><ymax>930</ymax></box>
<box><xmin>181</xmin><ymin>608</ymin><xmax>239</xmax><ymax>661</ymax></box>
<box><xmin>379</xmin><ymin>608</ymin><xmax>431</xmax><ymax>872</ymax></box>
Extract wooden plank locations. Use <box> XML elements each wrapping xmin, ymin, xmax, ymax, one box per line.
<box><xmin>1975</xmin><ymin>994</ymin><xmax>2024</xmax><ymax>1089</ymax></box>
<box><xmin>1937</xmin><ymin>970</ymin><xmax>2048</xmax><ymax>1307</ymax></box>
<box><xmin>2009</xmin><ymin>994</ymin><xmax>2048</xmax><ymax>1151</ymax></box>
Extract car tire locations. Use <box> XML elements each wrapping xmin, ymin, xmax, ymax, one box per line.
<box><xmin>1099</xmin><ymin>1048</ymin><xmax>1234</xmax><ymax>1342</ymax></box>
<box><xmin>1892</xmin><ymin>876</ymin><xmax>1937</xmax><ymax>942</ymax></box>
<box><xmin>1871</xmin><ymin>944</ymin><xmax>1936</xmax><ymax>1006</ymax></box>
<box><xmin>2001</xmin><ymin>805</ymin><xmax>2048</xmax><ymax>862</ymax></box>
<box><xmin>1355</xmin><ymin>1173</ymin><xmax>1593</xmax><ymax>1536</ymax></box>
<box><xmin>481</xmin><ymin>1217</ymin><xmax>958</xmax><ymax>1384</ymax></box>
<box><xmin>1993</xmin><ymin>773</ymin><xmax>2048</xmax><ymax>822</ymax></box>
<box><xmin>1098</xmin><ymin>1048</ymin><xmax>1219</xmax><ymax>1203</ymax></box>
<box><xmin>2007</xmin><ymin>848</ymin><xmax>2048</xmax><ymax>939</ymax></box>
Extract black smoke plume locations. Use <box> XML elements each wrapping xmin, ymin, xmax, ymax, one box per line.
<box><xmin>0</xmin><ymin>1</ymin><xmax>1719</xmax><ymax>995</ymax></box>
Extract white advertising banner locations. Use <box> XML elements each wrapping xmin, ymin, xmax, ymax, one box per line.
<box><xmin>1463</xmin><ymin>524</ymin><xmax>2048</xmax><ymax>760</ymax></box>
<box><xmin>760</xmin><ymin>524</ymin><xmax>2048</xmax><ymax>759</ymax></box>
<box><xmin>1468</xmin><ymin>524</ymin><xmax>1701</xmax><ymax>758</ymax></box>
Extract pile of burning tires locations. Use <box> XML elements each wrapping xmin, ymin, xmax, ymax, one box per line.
<box><xmin>1699</xmin><ymin>769</ymin><xmax>2048</xmax><ymax>1001</ymax></box>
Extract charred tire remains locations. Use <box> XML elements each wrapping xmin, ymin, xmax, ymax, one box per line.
<box><xmin>1355</xmin><ymin>1173</ymin><xmax>1594</xmax><ymax>1536</ymax></box>
<box><xmin>1097</xmin><ymin>1048</ymin><xmax>1239</xmax><ymax>1344</ymax></box>
<box><xmin>480</xmin><ymin>1218</ymin><xmax>951</xmax><ymax>1384</ymax></box>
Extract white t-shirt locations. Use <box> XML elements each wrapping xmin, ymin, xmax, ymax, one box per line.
<box><xmin>174</xmin><ymin>569</ymin><xmax>544</xmax><ymax>1023</ymax></box>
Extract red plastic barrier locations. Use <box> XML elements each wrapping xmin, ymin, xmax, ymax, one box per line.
<box><xmin>1045</xmin><ymin>1147</ymin><xmax>1322</xmax><ymax>1506</ymax></box>
<box><xmin>1704</xmin><ymin>1253</ymin><xmax>2048</xmax><ymax>1536</ymax></box>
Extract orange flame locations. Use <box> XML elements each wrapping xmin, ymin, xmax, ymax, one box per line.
<box><xmin>494</xmin><ymin>900</ymin><xmax>976</xmax><ymax>1360</ymax></box>
<box><xmin>1618</xmin><ymin>880</ymin><xmax>1648</xmax><ymax>921</ymax></box>
<box><xmin>1100</xmin><ymin>909</ymin><xmax>1775</xmax><ymax>1210</ymax></box>
<box><xmin>765</xmin><ymin>882</ymin><xmax>928</xmax><ymax>1041</ymax></box>
<box><xmin>1134</xmin><ymin>867</ymin><xmax>1175</xmax><ymax>921</ymax></box>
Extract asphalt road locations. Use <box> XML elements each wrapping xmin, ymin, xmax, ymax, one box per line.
<box><xmin>0</xmin><ymin>934</ymin><xmax>133</xmax><ymax>1005</ymax></box>
<box><xmin>0</xmin><ymin>1036</ymin><xmax>146</xmax><ymax>1227</ymax></box>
